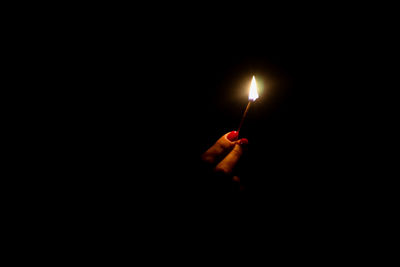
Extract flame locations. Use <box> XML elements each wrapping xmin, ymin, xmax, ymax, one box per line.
<box><xmin>249</xmin><ymin>76</ymin><xmax>259</xmax><ymax>101</ymax></box>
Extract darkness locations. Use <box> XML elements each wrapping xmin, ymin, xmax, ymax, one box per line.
<box><xmin>165</xmin><ymin>51</ymin><xmax>358</xmax><ymax>207</ymax></box>
<box><xmin>85</xmin><ymin>34</ymin><xmax>375</xmax><ymax>212</ymax></box>
<box><xmin>37</xmin><ymin>6</ymin><xmax>395</xmax><ymax>242</ymax></box>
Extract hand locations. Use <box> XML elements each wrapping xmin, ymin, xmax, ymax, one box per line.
<box><xmin>201</xmin><ymin>131</ymin><xmax>248</xmax><ymax>175</ymax></box>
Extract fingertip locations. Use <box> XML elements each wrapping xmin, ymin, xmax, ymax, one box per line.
<box><xmin>227</xmin><ymin>131</ymin><xmax>239</xmax><ymax>141</ymax></box>
<box><xmin>239</xmin><ymin>138</ymin><xmax>249</xmax><ymax>145</ymax></box>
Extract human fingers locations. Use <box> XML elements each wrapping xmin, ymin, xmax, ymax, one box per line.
<box><xmin>214</xmin><ymin>138</ymin><xmax>248</xmax><ymax>175</ymax></box>
<box><xmin>201</xmin><ymin>131</ymin><xmax>239</xmax><ymax>165</ymax></box>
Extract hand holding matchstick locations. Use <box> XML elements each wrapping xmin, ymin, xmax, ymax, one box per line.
<box><xmin>201</xmin><ymin>131</ymin><xmax>248</xmax><ymax>175</ymax></box>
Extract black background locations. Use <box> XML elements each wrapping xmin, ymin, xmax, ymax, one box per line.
<box><xmin>82</xmin><ymin>26</ymin><xmax>376</xmax><ymax>211</ymax></box>
<box><xmin>12</xmin><ymin>4</ymin><xmax>397</xmax><ymax>256</ymax></box>
<box><xmin>32</xmin><ymin>5</ymin><xmax>395</xmax><ymax>234</ymax></box>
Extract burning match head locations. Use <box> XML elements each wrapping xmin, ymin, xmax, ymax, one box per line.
<box><xmin>249</xmin><ymin>76</ymin><xmax>259</xmax><ymax>101</ymax></box>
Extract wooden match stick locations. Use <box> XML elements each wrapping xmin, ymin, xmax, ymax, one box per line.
<box><xmin>237</xmin><ymin>101</ymin><xmax>252</xmax><ymax>133</ymax></box>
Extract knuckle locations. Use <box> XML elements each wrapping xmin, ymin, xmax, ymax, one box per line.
<box><xmin>230</xmin><ymin>147</ymin><xmax>243</xmax><ymax>158</ymax></box>
<box><xmin>217</xmin><ymin>138</ymin><xmax>234</xmax><ymax>149</ymax></box>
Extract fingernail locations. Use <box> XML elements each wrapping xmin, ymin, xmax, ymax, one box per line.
<box><xmin>227</xmin><ymin>131</ymin><xmax>239</xmax><ymax>141</ymax></box>
<box><xmin>239</xmin><ymin>138</ymin><xmax>248</xmax><ymax>145</ymax></box>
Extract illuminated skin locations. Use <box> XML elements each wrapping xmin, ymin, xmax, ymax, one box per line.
<box><xmin>201</xmin><ymin>131</ymin><xmax>248</xmax><ymax>175</ymax></box>
<box><xmin>201</xmin><ymin>76</ymin><xmax>255</xmax><ymax>185</ymax></box>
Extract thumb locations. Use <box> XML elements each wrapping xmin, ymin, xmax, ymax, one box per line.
<box><xmin>201</xmin><ymin>131</ymin><xmax>238</xmax><ymax>165</ymax></box>
<box><xmin>214</xmin><ymin>138</ymin><xmax>247</xmax><ymax>175</ymax></box>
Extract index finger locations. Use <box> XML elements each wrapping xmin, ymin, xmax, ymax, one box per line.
<box><xmin>214</xmin><ymin>142</ymin><xmax>245</xmax><ymax>175</ymax></box>
<box><xmin>201</xmin><ymin>131</ymin><xmax>238</xmax><ymax>165</ymax></box>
